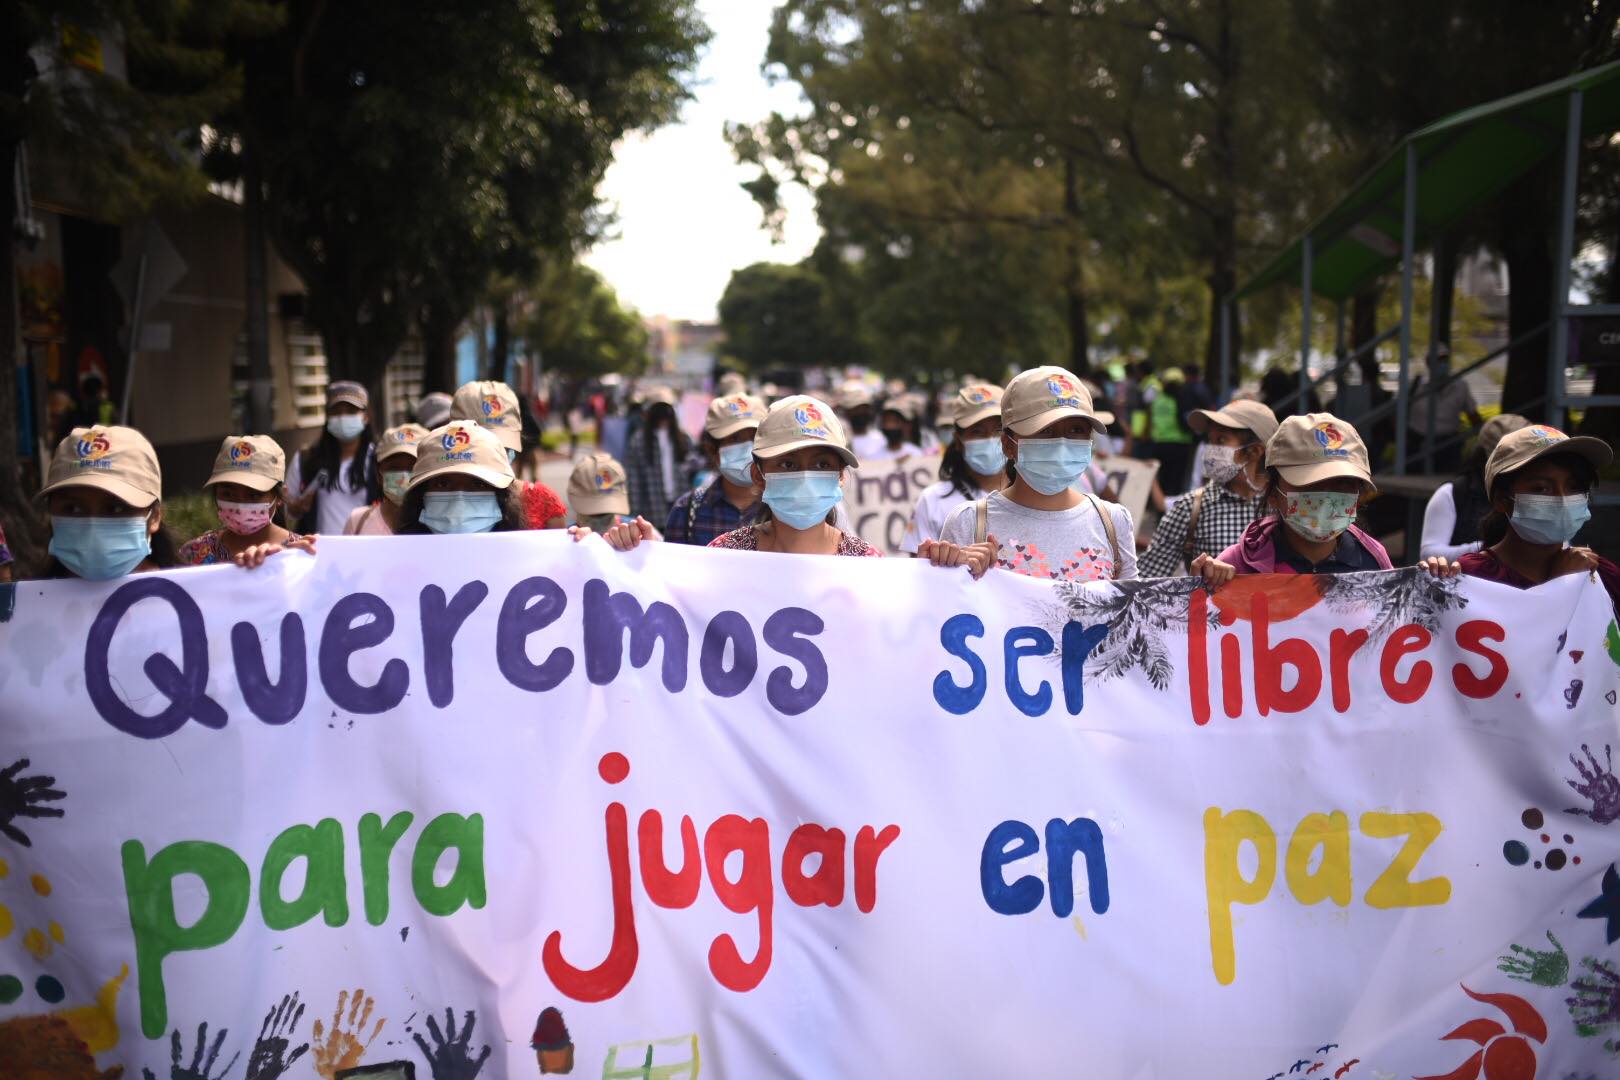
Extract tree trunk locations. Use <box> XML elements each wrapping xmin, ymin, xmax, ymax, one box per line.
<box><xmin>1498</xmin><ymin>172</ymin><xmax>1555</xmax><ymax>421</ymax></box>
<box><xmin>487</xmin><ymin>299</ymin><xmax>510</xmax><ymax>383</ymax></box>
<box><xmin>242</xmin><ymin>136</ymin><xmax>274</xmax><ymax>433</ymax></box>
<box><xmin>0</xmin><ymin>134</ymin><xmax>46</xmax><ymax>570</ymax></box>
<box><xmin>1204</xmin><ymin>219</ymin><xmax>1238</xmax><ymax>384</ymax></box>
<box><xmin>418</xmin><ymin>299</ymin><xmax>461</xmax><ymax>394</ymax></box>
<box><xmin>1061</xmin><ymin>156</ymin><xmax>1090</xmax><ymax>377</ymax></box>
<box><xmin>1429</xmin><ymin>233</ymin><xmax>1457</xmax><ymax>352</ymax></box>
<box><xmin>1351</xmin><ymin>284</ymin><xmax>1382</xmax><ymax>381</ymax></box>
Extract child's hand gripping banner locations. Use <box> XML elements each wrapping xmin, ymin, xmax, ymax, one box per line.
<box><xmin>1</xmin><ymin>533</ymin><xmax>1618</xmax><ymax>1078</ymax></box>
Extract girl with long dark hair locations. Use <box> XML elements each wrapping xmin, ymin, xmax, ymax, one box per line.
<box><xmin>901</xmin><ymin>383</ymin><xmax>1007</xmax><ymax>555</ymax></box>
<box><xmin>397</xmin><ymin>422</ymin><xmax>527</xmax><ymax>534</ymax></box>
<box><xmin>286</xmin><ymin>380</ymin><xmax>379</xmax><ymax>534</ymax></box>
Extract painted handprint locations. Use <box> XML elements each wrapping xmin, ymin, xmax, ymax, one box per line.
<box><xmin>412</xmin><ymin>1008</ymin><xmax>491</xmax><ymax>1080</ymax></box>
<box><xmin>141</xmin><ymin>1023</ymin><xmax>240</xmax><ymax>1080</ymax></box>
<box><xmin>1567</xmin><ymin>957</ymin><xmax>1620</xmax><ymax>1037</ymax></box>
<box><xmin>312</xmin><ymin>989</ymin><xmax>384</xmax><ymax>1080</ymax></box>
<box><xmin>0</xmin><ymin>757</ymin><xmax>66</xmax><ymax>847</ymax></box>
<box><xmin>1498</xmin><ymin>931</ymin><xmax>1569</xmax><ymax>987</ymax></box>
<box><xmin>246</xmin><ymin>993</ymin><xmax>309</xmax><ymax>1080</ymax></box>
<box><xmin>1566</xmin><ymin>744</ymin><xmax>1620</xmax><ymax>824</ymax></box>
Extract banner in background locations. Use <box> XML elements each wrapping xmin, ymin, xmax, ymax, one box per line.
<box><xmin>3</xmin><ymin>537</ymin><xmax>1619</xmax><ymax>1077</ymax></box>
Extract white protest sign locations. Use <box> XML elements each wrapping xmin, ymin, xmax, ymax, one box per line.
<box><xmin>846</xmin><ymin>453</ymin><xmax>942</xmax><ymax>554</ymax></box>
<box><xmin>1</xmin><ymin>539</ymin><xmax>1619</xmax><ymax>1078</ymax></box>
<box><xmin>1097</xmin><ymin>454</ymin><xmax>1158</xmax><ymax>533</ymax></box>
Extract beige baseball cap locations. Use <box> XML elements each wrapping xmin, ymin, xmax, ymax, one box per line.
<box><xmin>716</xmin><ymin>371</ymin><xmax>748</xmax><ymax>396</ymax></box>
<box><xmin>451</xmin><ymin>380</ymin><xmax>522</xmax><ymax>453</ymax></box>
<box><xmin>377</xmin><ymin>423</ymin><xmax>430</xmax><ymax>462</ymax></box>
<box><xmin>881</xmin><ymin>395</ymin><xmax>919</xmax><ymax>422</ymax></box>
<box><xmin>1188</xmin><ymin>399</ymin><xmax>1280</xmax><ymax>444</ymax></box>
<box><xmin>755</xmin><ymin>395</ymin><xmax>858</xmax><ymax>467</ymax></box>
<box><xmin>417</xmin><ymin>391</ymin><xmax>453</xmax><ymax>428</ymax></box>
<box><xmin>568</xmin><ymin>453</ymin><xmax>631</xmax><ymax>516</ymax></box>
<box><xmin>40</xmin><ymin>425</ymin><xmax>162</xmax><ymax>508</ymax></box>
<box><xmin>1477</xmin><ymin>413</ymin><xmax>1530</xmax><ymax>458</ymax></box>
<box><xmin>203</xmin><ymin>434</ymin><xmax>286</xmax><ymax>492</ymax></box>
<box><xmin>408</xmin><ymin>421</ymin><xmax>515</xmax><ymax>492</ymax></box>
<box><xmin>705</xmin><ymin>394</ymin><xmax>767</xmax><ymax>439</ymax></box>
<box><xmin>326</xmin><ymin>380</ymin><xmax>369</xmax><ymax>410</ymax></box>
<box><xmin>949</xmin><ymin>383</ymin><xmax>1004</xmax><ymax>429</ymax></box>
<box><xmin>1001</xmin><ymin>366</ymin><xmax>1104</xmax><ymax>436</ymax></box>
<box><xmin>639</xmin><ymin>386</ymin><xmax>678</xmax><ymax>409</ymax></box>
<box><xmin>1266</xmin><ymin>413</ymin><xmax>1375</xmax><ymax>490</ymax></box>
<box><xmin>1484</xmin><ymin>423</ymin><xmax>1613</xmax><ymax>497</ymax></box>
<box><xmin>838</xmin><ymin>383</ymin><xmax>874</xmax><ymax>411</ymax></box>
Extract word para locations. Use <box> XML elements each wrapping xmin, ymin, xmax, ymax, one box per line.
<box><xmin>543</xmin><ymin>753</ymin><xmax>900</xmax><ymax>1001</ymax></box>
<box><xmin>1204</xmin><ymin>806</ymin><xmax>1450</xmax><ymax>985</ymax></box>
<box><xmin>84</xmin><ymin>576</ymin><xmax>828</xmax><ymax>738</ymax></box>
<box><xmin>122</xmin><ymin>808</ymin><xmax>483</xmax><ymax>1037</ymax></box>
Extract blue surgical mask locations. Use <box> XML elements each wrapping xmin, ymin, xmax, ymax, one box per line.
<box><xmin>763</xmin><ymin>470</ymin><xmax>843</xmax><ymax>530</ymax></box>
<box><xmin>718</xmin><ymin>441</ymin><xmax>756</xmax><ymax>486</ymax></box>
<box><xmin>1511</xmin><ymin>493</ymin><xmax>1591</xmax><ymax>546</ymax></box>
<box><xmin>506</xmin><ymin>448</ymin><xmax>518</xmax><ymax>464</ymax></box>
<box><xmin>49</xmin><ymin>515</ymin><xmax>152</xmax><ymax>580</ymax></box>
<box><xmin>327</xmin><ymin>415</ymin><xmax>366</xmax><ymax>441</ymax></box>
<box><xmin>1015</xmin><ymin>438</ymin><xmax>1093</xmax><ymax>496</ymax></box>
<box><xmin>420</xmin><ymin>491</ymin><xmax>503</xmax><ymax>534</ymax></box>
<box><xmin>961</xmin><ymin>437</ymin><xmax>1007</xmax><ymax>477</ymax></box>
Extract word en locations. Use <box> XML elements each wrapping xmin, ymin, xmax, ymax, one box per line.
<box><xmin>980</xmin><ymin>815</ymin><xmax>1110</xmax><ymax>917</ymax></box>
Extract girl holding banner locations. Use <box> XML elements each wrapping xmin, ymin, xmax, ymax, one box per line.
<box><xmin>398</xmin><ymin>422</ymin><xmax>527</xmax><ymax>535</ymax></box>
<box><xmin>900</xmin><ymin>383</ymin><xmax>1008</xmax><ymax>556</ymax></box>
<box><xmin>178</xmin><ymin>434</ymin><xmax>314</xmax><ymax>567</ymax></box>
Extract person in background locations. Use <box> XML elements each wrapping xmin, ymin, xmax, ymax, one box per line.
<box><xmin>566</xmin><ymin>452</ymin><xmax>662</xmax><ymax>549</ymax></box>
<box><xmin>398</xmin><ymin>422</ymin><xmax>525</xmax><ymax>534</ymax></box>
<box><xmin>902</xmin><ymin>383</ymin><xmax>1007</xmax><ymax>555</ymax></box>
<box><xmin>1192</xmin><ymin>413</ymin><xmax>1391</xmax><ymax>583</ymax></box>
<box><xmin>1259</xmin><ymin>366</ymin><xmax>1323</xmax><ymax>419</ymax></box>
<box><xmin>1139</xmin><ymin>399</ymin><xmax>1277</xmax><ymax>578</ymax></box>
<box><xmin>1450</xmin><ymin>424</ymin><xmax>1617</xmax><ymax>612</ymax></box>
<box><xmin>665</xmin><ymin>393</ymin><xmax>766</xmax><ymax>545</ymax></box>
<box><xmin>623</xmin><ymin>387</ymin><xmax>691</xmax><ymax>528</ymax></box>
<box><xmin>36</xmin><ymin>425</ymin><xmax>180</xmax><ymax>579</ymax></box>
<box><xmin>716</xmin><ymin>370</ymin><xmax>748</xmax><ymax>397</ymax></box>
<box><xmin>710</xmin><ymin>395</ymin><xmax>884</xmax><ymax>557</ymax></box>
<box><xmin>344</xmin><ymin>423</ymin><xmax>428</xmax><ymax>535</ymax></box>
<box><xmin>74</xmin><ymin>375</ymin><xmax>116</xmax><ymax>429</ymax></box>
<box><xmin>937</xmin><ymin>367</ymin><xmax>1137</xmax><ymax>581</ymax></box>
<box><xmin>839</xmin><ymin>384</ymin><xmax>885</xmax><ymax>461</ymax></box>
<box><xmin>416</xmin><ymin>391</ymin><xmax>453</xmax><ymax>430</ymax></box>
<box><xmin>1148</xmin><ymin>367</ymin><xmax>1195</xmax><ymax>495</ymax></box>
<box><xmin>450</xmin><ymin>380</ymin><xmax>566</xmax><ymax>529</ymax></box>
<box><xmin>286</xmin><ymin>380</ymin><xmax>377</xmax><ymax>535</ymax></box>
<box><xmin>869</xmin><ymin>397</ymin><xmax>924</xmax><ymax>461</ymax></box>
<box><xmin>178</xmin><ymin>435</ymin><xmax>314</xmax><ymax>567</ymax></box>
<box><xmin>1418</xmin><ymin>413</ymin><xmax>1529</xmax><ymax>561</ymax></box>
<box><xmin>1406</xmin><ymin>343</ymin><xmax>1483</xmax><ymax>474</ymax></box>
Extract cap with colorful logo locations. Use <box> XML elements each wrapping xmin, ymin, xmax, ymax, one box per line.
<box><xmin>326</xmin><ymin>380</ymin><xmax>369</xmax><ymax>410</ymax></box>
<box><xmin>837</xmin><ymin>382</ymin><xmax>874</xmax><ymax>412</ymax></box>
<box><xmin>40</xmin><ymin>425</ymin><xmax>162</xmax><ymax>508</ymax></box>
<box><xmin>755</xmin><ymin>395</ymin><xmax>858</xmax><ymax>467</ymax></box>
<box><xmin>1476</xmin><ymin>413</ymin><xmax>1530</xmax><ymax>459</ymax></box>
<box><xmin>704</xmin><ymin>394</ymin><xmax>767</xmax><ymax>439</ymax></box>
<box><xmin>1001</xmin><ymin>366</ymin><xmax>1104</xmax><ymax>436</ymax></box>
<box><xmin>408</xmin><ymin>421</ymin><xmax>515</xmax><ymax>492</ymax></box>
<box><xmin>1484</xmin><ymin>424</ymin><xmax>1613</xmax><ymax>497</ymax></box>
<box><xmin>950</xmin><ymin>383</ymin><xmax>1004</xmax><ymax>429</ymax></box>
<box><xmin>203</xmin><ymin>434</ymin><xmax>287</xmax><ymax>492</ymax></box>
<box><xmin>451</xmin><ymin>380</ymin><xmax>522</xmax><ymax>453</ymax></box>
<box><xmin>377</xmin><ymin>423</ymin><xmax>430</xmax><ymax>462</ymax></box>
<box><xmin>567</xmin><ymin>452</ymin><xmax>630</xmax><ymax>516</ymax></box>
<box><xmin>1187</xmin><ymin>399</ymin><xmax>1280</xmax><ymax>444</ymax></box>
<box><xmin>1265</xmin><ymin>412</ymin><xmax>1374</xmax><ymax>490</ymax></box>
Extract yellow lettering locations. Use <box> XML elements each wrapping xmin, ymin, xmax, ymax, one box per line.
<box><xmin>1203</xmin><ymin>807</ymin><xmax>1276</xmax><ymax>986</ymax></box>
<box><xmin>1285</xmin><ymin>811</ymin><xmax>1352</xmax><ymax>906</ymax></box>
<box><xmin>1360</xmin><ymin>811</ymin><xmax>1450</xmax><ymax>909</ymax></box>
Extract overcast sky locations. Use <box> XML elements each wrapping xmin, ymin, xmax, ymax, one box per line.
<box><xmin>581</xmin><ymin>1</ymin><xmax>820</xmax><ymax>323</ymax></box>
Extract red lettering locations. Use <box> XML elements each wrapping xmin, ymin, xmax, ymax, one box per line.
<box><xmin>638</xmin><ymin>810</ymin><xmax>700</xmax><ymax>908</ymax></box>
<box><xmin>704</xmin><ymin>815</ymin><xmax>773</xmax><ymax>992</ymax></box>
<box><xmin>854</xmin><ymin>824</ymin><xmax>901</xmax><ymax>914</ymax></box>
<box><xmin>1452</xmin><ymin>620</ymin><xmax>1509</xmax><ymax>699</ymax></box>
<box><xmin>1328</xmin><ymin>628</ymin><xmax>1370</xmax><ymax>712</ymax></box>
<box><xmin>543</xmin><ymin>797</ymin><xmax>638</xmax><ymax>1001</ymax></box>
<box><xmin>1220</xmin><ymin>631</ymin><xmax>1244</xmax><ymax>718</ymax></box>
<box><xmin>783</xmin><ymin>824</ymin><xmax>846</xmax><ymax>907</ymax></box>
<box><xmin>1251</xmin><ymin>592</ymin><xmax>1323</xmax><ymax>715</ymax></box>
<box><xmin>1379</xmin><ymin>625</ymin><xmax>1433</xmax><ymax>704</ymax></box>
<box><xmin>1189</xmin><ymin>589</ymin><xmax>1211</xmax><ymax>726</ymax></box>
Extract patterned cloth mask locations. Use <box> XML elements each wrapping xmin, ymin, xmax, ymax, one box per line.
<box><xmin>1280</xmin><ymin>490</ymin><xmax>1359</xmax><ymax>543</ymax></box>
<box><xmin>217</xmin><ymin>499</ymin><xmax>274</xmax><ymax>535</ymax></box>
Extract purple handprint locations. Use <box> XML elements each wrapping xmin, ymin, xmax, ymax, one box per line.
<box><xmin>1566</xmin><ymin>744</ymin><xmax>1620</xmax><ymax>824</ymax></box>
<box><xmin>1568</xmin><ymin>957</ymin><xmax>1620</xmax><ymax>1037</ymax></box>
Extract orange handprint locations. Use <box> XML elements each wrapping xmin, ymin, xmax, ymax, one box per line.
<box><xmin>310</xmin><ymin>989</ymin><xmax>384</xmax><ymax>1080</ymax></box>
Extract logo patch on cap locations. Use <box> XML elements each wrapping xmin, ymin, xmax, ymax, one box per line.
<box><xmin>1313</xmin><ymin>421</ymin><xmax>1349</xmax><ymax>458</ymax></box>
<box><xmin>392</xmin><ymin>429</ymin><xmax>421</xmax><ymax>444</ymax></box>
<box><xmin>722</xmin><ymin>396</ymin><xmax>756</xmax><ymax>418</ymax></box>
<box><xmin>1045</xmin><ymin>374</ymin><xmax>1081</xmax><ymax>409</ymax></box>
<box><xmin>480</xmin><ymin>394</ymin><xmax>504</xmax><ymax>419</ymax></box>
<box><xmin>964</xmin><ymin>386</ymin><xmax>994</xmax><ymax>404</ymax></box>
<box><xmin>1526</xmin><ymin>424</ymin><xmax>1568</xmax><ymax>446</ymax></box>
<box><xmin>594</xmin><ymin>469</ymin><xmax>618</xmax><ymax>492</ymax></box>
<box><xmin>793</xmin><ymin>403</ymin><xmax>831</xmax><ymax>440</ymax></box>
<box><xmin>74</xmin><ymin>430</ymin><xmax>113</xmax><ymax>469</ymax></box>
<box><xmin>228</xmin><ymin>439</ymin><xmax>255</xmax><ymax>466</ymax></box>
<box><xmin>440</xmin><ymin>427</ymin><xmax>475</xmax><ymax>461</ymax></box>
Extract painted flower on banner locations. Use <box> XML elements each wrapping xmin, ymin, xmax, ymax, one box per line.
<box><xmin>1414</xmin><ymin>985</ymin><xmax>1546</xmax><ymax>1080</ymax></box>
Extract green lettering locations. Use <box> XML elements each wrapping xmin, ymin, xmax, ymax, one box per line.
<box><xmin>358</xmin><ymin>811</ymin><xmax>415</xmax><ymax>925</ymax></box>
<box><xmin>260</xmin><ymin>818</ymin><xmax>349</xmax><ymax>931</ymax></box>
<box><xmin>411</xmin><ymin>813</ymin><xmax>486</xmax><ymax>917</ymax></box>
<box><xmin>122</xmin><ymin>839</ymin><xmax>251</xmax><ymax>1039</ymax></box>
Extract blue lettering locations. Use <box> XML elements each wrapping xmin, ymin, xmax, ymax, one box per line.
<box><xmin>933</xmin><ymin>613</ymin><xmax>987</xmax><ymax>714</ymax></box>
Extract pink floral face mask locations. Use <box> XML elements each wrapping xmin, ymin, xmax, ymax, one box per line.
<box><xmin>217</xmin><ymin>498</ymin><xmax>274</xmax><ymax>535</ymax></box>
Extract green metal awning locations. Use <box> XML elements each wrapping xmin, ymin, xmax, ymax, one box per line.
<box><xmin>1233</xmin><ymin>61</ymin><xmax>1620</xmax><ymax>302</ymax></box>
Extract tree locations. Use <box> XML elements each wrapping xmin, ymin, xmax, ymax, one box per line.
<box><xmin>2</xmin><ymin>1</ymin><xmax>276</xmax><ymax>566</ymax></box>
<box><xmin>718</xmin><ymin>262</ymin><xmax>847</xmax><ymax>372</ymax></box>
<box><xmin>520</xmin><ymin>261</ymin><xmax>648</xmax><ymax>380</ymax></box>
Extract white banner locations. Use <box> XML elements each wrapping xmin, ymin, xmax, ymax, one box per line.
<box><xmin>2</xmin><ymin>537</ymin><xmax>1619</xmax><ymax>1079</ymax></box>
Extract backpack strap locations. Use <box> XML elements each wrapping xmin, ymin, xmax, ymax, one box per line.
<box><xmin>1182</xmin><ymin>486</ymin><xmax>1206</xmax><ymax>565</ymax></box>
<box><xmin>355</xmin><ymin>505</ymin><xmax>377</xmax><ymax>534</ymax></box>
<box><xmin>1084</xmin><ymin>492</ymin><xmax>1122</xmax><ymax>579</ymax></box>
<box><xmin>973</xmin><ymin>498</ymin><xmax>989</xmax><ymax>545</ymax></box>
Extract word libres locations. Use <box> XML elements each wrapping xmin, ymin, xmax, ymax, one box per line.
<box><xmin>82</xmin><ymin>576</ymin><xmax>828</xmax><ymax>737</ymax></box>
